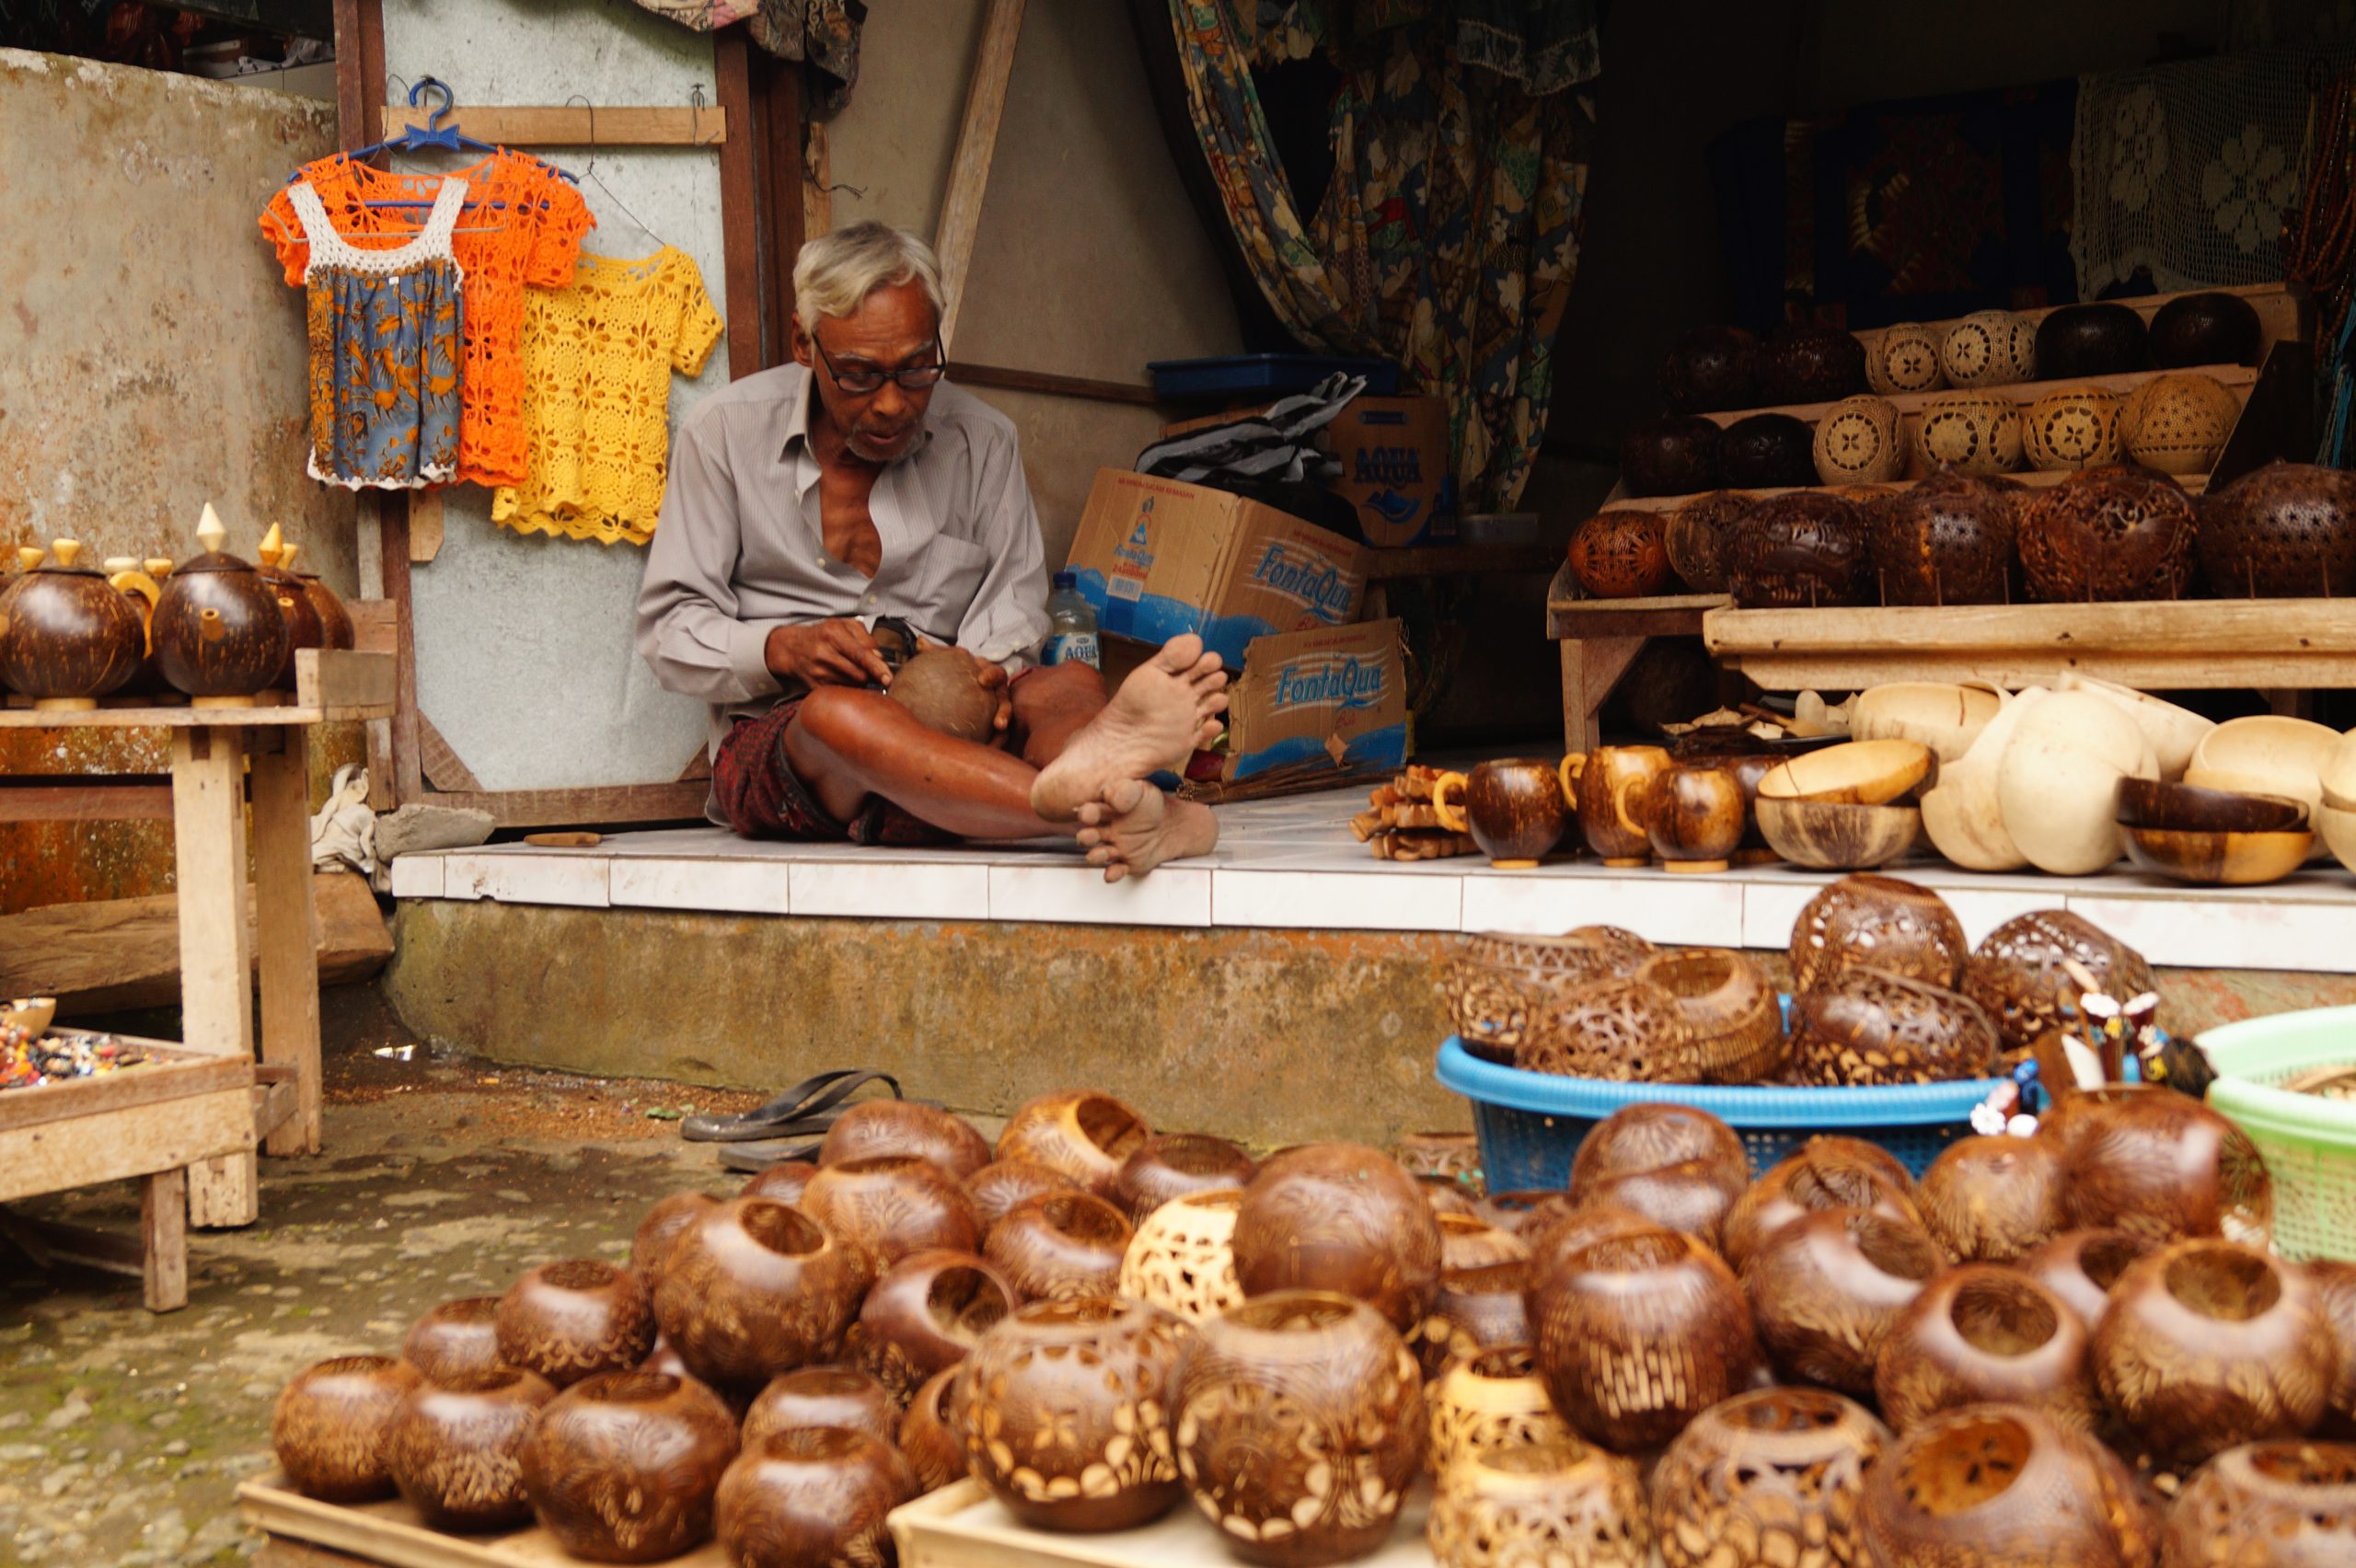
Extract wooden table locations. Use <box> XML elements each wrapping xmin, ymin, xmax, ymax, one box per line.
<box><xmin>0</xmin><ymin>1041</ymin><xmax>254</xmax><ymax>1309</ymax></box>
<box><xmin>0</xmin><ymin>651</ymin><xmax>395</xmax><ymax>1237</ymax></box>
<box><xmin>1703</xmin><ymin>599</ymin><xmax>2356</xmax><ymax>694</ymax></box>
<box><xmin>1544</xmin><ymin>570</ymin><xmax>1727</xmax><ymax>753</ymax></box>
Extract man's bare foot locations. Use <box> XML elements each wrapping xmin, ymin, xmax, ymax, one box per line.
<box><xmin>1074</xmin><ymin>782</ymin><xmax>1219</xmax><ymax>882</ymax></box>
<box><xmin>1029</xmin><ymin>634</ymin><xmax>1228</xmax><ymax>822</ymax></box>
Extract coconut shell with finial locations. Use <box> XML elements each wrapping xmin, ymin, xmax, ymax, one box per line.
<box><xmin>0</xmin><ymin>539</ymin><xmax>147</xmax><ymax>709</ymax></box>
<box><xmin>152</xmin><ymin>503</ymin><xmax>290</xmax><ymax>707</ymax></box>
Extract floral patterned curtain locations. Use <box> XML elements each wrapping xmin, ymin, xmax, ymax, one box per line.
<box><xmin>622</xmin><ymin>0</ymin><xmax>865</xmax><ymax>109</ymax></box>
<box><xmin>1167</xmin><ymin>0</ymin><xmax>1597</xmax><ymax>512</ymax></box>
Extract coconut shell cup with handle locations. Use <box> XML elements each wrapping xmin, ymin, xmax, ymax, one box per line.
<box><xmin>0</xmin><ymin>539</ymin><xmax>147</xmax><ymax>710</ymax></box>
<box><xmin>1646</xmin><ymin>763</ymin><xmax>1745</xmax><ymax>873</ymax></box>
<box><xmin>1577</xmin><ymin>744</ymin><xmax>1671</xmax><ymax>867</ymax></box>
<box><xmin>152</xmin><ymin>504</ymin><xmax>290</xmax><ymax>707</ymax></box>
<box><xmin>254</xmin><ymin>524</ymin><xmax>324</xmax><ymax>696</ymax></box>
<box><xmin>1432</xmin><ymin>755</ymin><xmax>1579</xmax><ymax>869</ymax></box>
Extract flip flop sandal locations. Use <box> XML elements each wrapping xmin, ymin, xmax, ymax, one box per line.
<box><xmin>680</xmin><ymin>1068</ymin><xmax>904</xmax><ymax>1143</ymax></box>
<box><xmin>716</xmin><ymin>1134</ymin><xmax>831</xmax><ymax>1172</ymax></box>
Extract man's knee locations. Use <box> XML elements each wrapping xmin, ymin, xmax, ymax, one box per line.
<box><xmin>788</xmin><ymin>685</ymin><xmax>878</xmax><ymax>759</ymax></box>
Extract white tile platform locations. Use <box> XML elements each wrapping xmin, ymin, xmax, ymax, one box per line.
<box><xmin>388</xmin><ymin>788</ymin><xmax>2356</xmax><ymax>974</ymax></box>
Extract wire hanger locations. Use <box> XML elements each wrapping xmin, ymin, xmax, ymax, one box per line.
<box><xmin>566</xmin><ymin>92</ymin><xmax>675</xmax><ymax>261</ymax></box>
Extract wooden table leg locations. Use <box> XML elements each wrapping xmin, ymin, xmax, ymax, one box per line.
<box><xmin>1560</xmin><ymin>636</ymin><xmax>1649</xmax><ymax>755</ymax></box>
<box><xmin>171</xmin><ymin>724</ymin><xmax>260</xmax><ymax>1228</ymax></box>
<box><xmin>143</xmin><ymin>1167</ymin><xmax>189</xmax><ymax>1311</ymax></box>
<box><xmin>249</xmin><ymin>729</ymin><xmax>323</xmax><ymax>1156</ymax></box>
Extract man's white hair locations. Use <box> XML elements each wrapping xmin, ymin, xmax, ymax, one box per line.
<box><xmin>792</xmin><ymin>221</ymin><xmax>946</xmax><ymax>329</ymax></box>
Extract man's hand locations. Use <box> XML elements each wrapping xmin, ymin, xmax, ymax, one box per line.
<box><xmin>919</xmin><ymin>638</ymin><xmax>1013</xmax><ymax>735</ymax></box>
<box><xmin>764</xmin><ymin>618</ymin><xmax>895</xmax><ymax>688</ymax></box>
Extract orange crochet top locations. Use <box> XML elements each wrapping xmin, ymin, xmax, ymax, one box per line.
<box><xmin>262</xmin><ymin>150</ymin><xmax>594</xmax><ymax>487</ymax></box>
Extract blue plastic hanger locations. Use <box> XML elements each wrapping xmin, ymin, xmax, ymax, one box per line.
<box><xmin>284</xmin><ymin>76</ymin><xmax>577</xmax><ymax>212</ymax></box>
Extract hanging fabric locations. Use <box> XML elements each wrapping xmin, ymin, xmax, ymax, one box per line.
<box><xmin>286</xmin><ymin>177</ymin><xmax>467</xmax><ymax>490</ymax></box>
<box><xmin>260</xmin><ymin>150</ymin><xmax>595</xmax><ymax>489</ymax></box>
<box><xmin>621</xmin><ymin>0</ymin><xmax>864</xmax><ymax>110</ymax></box>
<box><xmin>491</xmin><ymin>247</ymin><xmax>724</xmax><ymax>546</ymax></box>
<box><xmin>1162</xmin><ymin>0</ymin><xmax>1597</xmax><ymax>513</ymax></box>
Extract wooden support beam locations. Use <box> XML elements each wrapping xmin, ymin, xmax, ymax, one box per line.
<box><xmin>377</xmin><ymin>104</ymin><xmax>726</xmax><ymax>145</ymax></box>
<box><xmin>383</xmin><ymin>501</ymin><xmax>423</xmax><ymax>807</ymax></box>
<box><xmin>936</xmin><ymin>0</ymin><xmax>1025</xmax><ymax>352</ymax></box>
<box><xmin>0</xmin><ymin>780</ymin><xmax>175</xmax><ymax>822</ymax></box>
<box><xmin>416</xmin><ymin>714</ymin><xmax>485</xmax><ymax>794</ymax></box>
<box><xmin>248</xmin><ymin>731</ymin><xmax>324</xmax><ymax>1158</ymax></box>
<box><xmin>946</xmin><ymin>360</ymin><xmax>1158</xmax><ymax>407</ymax></box>
<box><xmin>422</xmin><ymin>780</ymin><xmax>711</xmax><ymax>829</ymax></box>
<box><xmin>143</xmin><ymin>1168</ymin><xmax>189</xmax><ymax>1311</ymax></box>
<box><xmin>330</xmin><ymin>0</ymin><xmax>386</xmax><ymax>153</ymax></box>
<box><xmin>713</xmin><ymin>28</ymin><xmax>764</xmax><ymax>380</ymax></box>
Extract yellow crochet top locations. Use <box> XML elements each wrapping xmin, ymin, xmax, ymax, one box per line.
<box><xmin>491</xmin><ymin>247</ymin><xmax>724</xmax><ymax>546</ymax></box>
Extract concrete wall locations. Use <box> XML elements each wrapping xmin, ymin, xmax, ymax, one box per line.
<box><xmin>0</xmin><ymin>51</ymin><xmax>355</xmax><ymax>909</ymax></box>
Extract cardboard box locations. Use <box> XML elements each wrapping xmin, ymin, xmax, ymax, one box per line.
<box><xmin>1325</xmin><ymin>395</ymin><xmax>1455</xmax><ymax>548</ymax></box>
<box><xmin>1064</xmin><ymin>468</ymin><xmax>1367</xmax><ymax>669</ymax></box>
<box><xmin>1218</xmin><ymin>619</ymin><xmax>1409</xmax><ymax>785</ymax></box>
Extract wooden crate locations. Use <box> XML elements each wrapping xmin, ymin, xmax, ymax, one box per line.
<box><xmin>892</xmin><ymin>1480</ymin><xmax>1438</xmax><ymax>1568</ymax></box>
<box><xmin>238</xmin><ymin>1477</ymin><xmax>729</xmax><ymax>1567</ymax></box>
<box><xmin>1704</xmin><ymin>598</ymin><xmax>2356</xmax><ymax>692</ymax></box>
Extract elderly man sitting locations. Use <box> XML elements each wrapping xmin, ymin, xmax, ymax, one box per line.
<box><xmin>636</xmin><ymin>222</ymin><xmax>1222</xmax><ymax>880</ymax></box>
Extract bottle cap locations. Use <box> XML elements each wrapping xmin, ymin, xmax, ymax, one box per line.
<box><xmin>1052</xmin><ymin>571</ymin><xmax>1076</xmax><ymax>590</ymax></box>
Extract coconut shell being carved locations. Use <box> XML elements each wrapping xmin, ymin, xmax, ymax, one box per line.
<box><xmin>1661</xmin><ymin>324</ymin><xmax>1761</xmax><ymax>413</ymax></box>
<box><xmin>1528</xmin><ymin>1227</ymin><xmax>1762</xmax><ymax>1450</ymax></box>
<box><xmin>385</xmin><ymin>1366</ymin><xmax>557</xmax><ymax>1532</ymax></box>
<box><xmin>1174</xmin><ymin>1291</ymin><xmax>1424</xmax><ymax>1567</ymax></box>
<box><xmin>2163</xmin><ymin>1438</ymin><xmax>2356</xmax><ymax>1566</ymax></box>
<box><xmin>889</xmin><ymin>646</ymin><xmax>999</xmax><ymax>743</ymax></box>
<box><xmin>495</xmin><ymin>1260</ymin><xmax>657</xmax><ymax>1389</ymax></box>
<box><xmin>655</xmin><ymin>1197</ymin><xmax>871</xmax><ymax>1390</ymax></box>
<box><xmin>1964</xmin><ymin>910</ymin><xmax>2158</xmax><ymax>1065</ymax></box>
<box><xmin>1621</xmin><ymin>417</ymin><xmax>1725</xmax><ymax>499</ymax></box>
<box><xmin>2094</xmin><ymin>1239</ymin><xmax>2336</xmax><ymax>1467</ymax></box>
<box><xmin>1663</xmin><ymin>490</ymin><xmax>1751</xmax><ymax>594</ymax></box>
<box><xmin>272</xmin><ymin>1355</ymin><xmax>423</xmax><ymax>1503</ymax></box>
<box><xmin>2199</xmin><ymin>460</ymin><xmax>2356</xmax><ymax>598</ymax></box>
<box><xmin>818</xmin><ymin>1100</ymin><xmax>993</xmax><ymax>1180</ymax></box>
<box><xmin>2016</xmin><ymin>464</ymin><xmax>2197</xmax><ymax>602</ymax></box>
<box><xmin>2035</xmin><ymin>302</ymin><xmax>2150</xmax><ymax>380</ymax></box>
<box><xmin>1653</xmin><ymin>1387</ymin><xmax>1891</xmax><ymax>1568</ymax></box>
<box><xmin>1875</xmin><ymin>1264</ymin><xmax>2098</xmax><ymax>1435</ymax></box>
<box><xmin>1916</xmin><ymin>1134</ymin><xmax>2068</xmax><ymax>1261</ymax></box>
<box><xmin>1760</xmin><ymin>322</ymin><xmax>1866</xmax><ymax>404</ymax></box>
<box><xmin>957</xmin><ymin>1296</ymin><xmax>1193</xmax><ymax>1532</ymax></box>
<box><xmin>1233</xmin><ymin>1141</ymin><xmax>1443</xmax><ymax>1332</ymax></box>
<box><xmin>2150</xmin><ymin>291</ymin><xmax>2263</xmax><ymax>369</ymax></box>
<box><xmin>1568</xmin><ymin>509</ymin><xmax>1675</xmax><ymax>598</ymax></box>
<box><xmin>1722</xmin><ymin>412</ymin><xmax>1821</xmax><ymax>489</ymax></box>
<box><xmin>1790</xmin><ymin>874</ymin><xmax>1969</xmax><ymax>992</ymax></box>
<box><xmin>1867</xmin><ymin>469</ymin><xmax>2020</xmax><ymax>605</ymax></box>
<box><xmin>518</xmin><ymin>1370</ymin><xmax>740</xmax><ymax>1564</ymax></box>
<box><xmin>1741</xmin><ymin>1208</ymin><xmax>1945</xmax><ymax>1396</ymax></box>
<box><xmin>401</xmin><ymin>1297</ymin><xmax>506</xmax><ymax>1386</ymax></box>
<box><xmin>1726</xmin><ymin>490</ymin><xmax>1868</xmax><ymax>608</ymax></box>
<box><xmin>1722</xmin><ymin>1141</ymin><xmax>1924</xmax><ymax>1274</ymax></box>
<box><xmin>715</xmin><ymin>1426</ymin><xmax>919</xmax><ymax>1568</ymax></box>
<box><xmin>996</xmin><ymin>1090</ymin><xmax>1152</xmax><ymax>1197</ymax></box>
<box><xmin>1787</xmin><ymin>967</ymin><xmax>2001</xmax><ymax>1089</ymax></box>
<box><xmin>1858</xmin><ymin>1402</ymin><xmax>2155</xmax><ymax>1566</ymax></box>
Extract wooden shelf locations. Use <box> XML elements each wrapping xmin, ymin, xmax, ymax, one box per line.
<box><xmin>1705</xmin><ymin>597</ymin><xmax>2356</xmax><ymax>691</ymax></box>
<box><xmin>1846</xmin><ymin>280</ymin><xmax>2312</xmax><ymax>363</ymax></box>
<box><xmin>1547</xmin><ymin>589</ymin><xmax>1727</xmax><ymax>640</ymax></box>
<box><xmin>1692</xmin><ymin>362</ymin><xmax>2256</xmax><ymax>428</ymax></box>
<box><xmin>1601</xmin><ymin>466</ymin><xmax>2214</xmax><ymax>517</ymax></box>
<box><xmin>0</xmin><ymin>650</ymin><xmax>394</xmax><ymax>729</ymax></box>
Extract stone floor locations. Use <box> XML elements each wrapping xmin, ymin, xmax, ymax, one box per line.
<box><xmin>0</xmin><ymin>987</ymin><xmax>777</xmax><ymax>1568</ymax></box>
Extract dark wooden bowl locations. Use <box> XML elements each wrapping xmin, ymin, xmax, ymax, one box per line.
<box><xmin>1174</xmin><ymin>1292</ymin><xmax>1423</xmax><ymax>1565</ymax></box>
<box><xmin>2094</xmin><ymin>1239</ymin><xmax>2336</xmax><ymax>1466</ymax></box>
<box><xmin>984</xmin><ymin>1190</ymin><xmax>1133</xmax><ymax>1301</ymax></box>
<box><xmin>742</xmin><ymin>1365</ymin><xmax>900</xmax><ymax>1449</ymax></box>
<box><xmin>2116</xmin><ymin>777</ymin><xmax>2309</xmax><ymax>833</ymax></box>
<box><xmin>2034</xmin><ymin>301</ymin><xmax>2150</xmax><ymax>378</ymax></box>
<box><xmin>1720</xmin><ymin>412</ymin><xmax>1819</xmax><ymax>489</ymax></box>
<box><xmin>1234</xmin><ymin>1142</ymin><xmax>1442</xmax><ymax>1333</ymax></box>
<box><xmin>385</xmin><ymin>1366</ymin><xmax>557</xmax><ymax>1532</ymax></box>
<box><xmin>1759</xmin><ymin>322</ymin><xmax>1866</xmax><ymax>404</ymax></box>
<box><xmin>2198</xmin><ymin>460</ymin><xmax>2356</xmax><ymax>599</ymax></box>
<box><xmin>654</xmin><ymin>1197</ymin><xmax>870</xmax><ymax>1389</ymax></box>
<box><xmin>996</xmin><ymin>1090</ymin><xmax>1152</xmax><ymax>1197</ymax></box>
<box><xmin>1529</xmin><ymin>1227</ymin><xmax>1763</xmax><ymax>1450</ymax></box>
<box><xmin>716</xmin><ymin>1427</ymin><xmax>918</xmax><ymax>1568</ymax></box>
<box><xmin>1621</xmin><ymin>416</ymin><xmax>1725</xmax><ymax>498</ymax></box>
<box><xmin>519</xmin><ymin>1370</ymin><xmax>740</xmax><ymax>1563</ymax></box>
<box><xmin>1874</xmin><ymin>1264</ymin><xmax>2098</xmax><ymax>1435</ymax></box>
<box><xmin>1727</xmin><ymin>490</ymin><xmax>1869</xmax><ymax>608</ymax></box>
<box><xmin>495</xmin><ymin>1259</ymin><xmax>657</xmax><ymax>1389</ymax></box>
<box><xmin>1754</xmin><ymin>798</ymin><xmax>1923</xmax><ymax>870</ymax></box>
<box><xmin>1653</xmin><ymin>1388</ymin><xmax>1890</xmax><ymax>1568</ymax></box>
<box><xmin>818</xmin><ymin>1101</ymin><xmax>993</xmax><ymax>1180</ymax></box>
<box><xmin>2150</xmin><ymin>290</ymin><xmax>2262</xmax><ymax>368</ymax></box>
<box><xmin>1112</xmin><ymin>1133</ymin><xmax>1256</xmax><ymax>1221</ymax></box>
<box><xmin>400</xmin><ymin>1296</ymin><xmax>506</xmax><ymax>1385</ymax></box>
<box><xmin>2122</xmin><ymin>824</ymin><xmax>2316</xmax><ymax>884</ymax></box>
<box><xmin>271</xmin><ymin>1355</ymin><xmax>422</xmax><ymax>1503</ymax></box>
<box><xmin>847</xmin><ymin>1247</ymin><xmax>1014</xmax><ymax>1402</ymax></box>
<box><xmin>957</xmin><ymin>1297</ymin><xmax>1193</xmax><ymax>1532</ymax></box>
<box><xmin>801</xmin><ymin>1155</ymin><xmax>983</xmax><ymax>1267</ymax></box>
<box><xmin>1661</xmin><ymin>324</ymin><xmax>1761</xmax><ymax>412</ymax></box>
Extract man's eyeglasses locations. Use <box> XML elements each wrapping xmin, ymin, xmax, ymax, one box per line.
<box><xmin>812</xmin><ymin>331</ymin><xmax>946</xmax><ymax>396</ymax></box>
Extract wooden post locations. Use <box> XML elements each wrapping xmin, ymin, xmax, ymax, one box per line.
<box><xmin>170</xmin><ymin>725</ymin><xmax>259</xmax><ymax>1228</ymax></box>
<box><xmin>713</xmin><ymin>28</ymin><xmax>764</xmax><ymax>380</ymax></box>
<box><xmin>249</xmin><ymin>730</ymin><xmax>323</xmax><ymax>1157</ymax></box>
<box><xmin>935</xmin><ymin>0</ymin><xmax>1025</xmax><ymax>352</ymax></box>
<box><xmin>142</xmin><ymin>1167</ymin><xmax>189</xmax><ymax>1312</ymax></box>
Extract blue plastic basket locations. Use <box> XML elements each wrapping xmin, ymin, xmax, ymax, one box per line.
<box><xmin>1435</xmin><ymin>1037</ymin><xmax>2001</xmax><ymax>1190</ymax></box>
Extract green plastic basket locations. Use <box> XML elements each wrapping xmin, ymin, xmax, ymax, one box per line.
<box><xmin>2200</xmin><ymin>1005</ymin><xmax>2356</xmax><ymax>1262</ymax></box>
